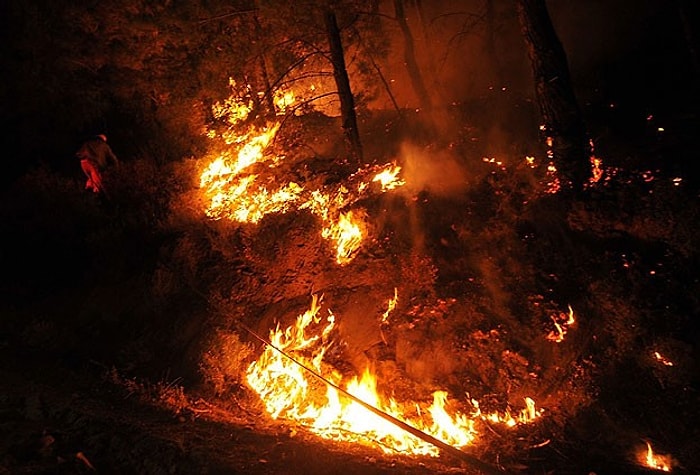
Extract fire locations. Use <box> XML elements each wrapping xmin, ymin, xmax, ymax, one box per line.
<box><xmin>476</xmin><ymin>397</ymin><xmax>542</xmax><ymax>427</ymax></box>
<box><xmin>641</xmin><ymin>441</ymin><xmax>673</xmax><ymax>472</ymax></box>
<box><xmin>587</xmin><ymin>138</ymin><xmax>604</xmax><ymax>185</ymax></box>
<box><xmin>246</xmin><ymin>296</ymin><xmax>541</xmax><ymax>457</ymax></box>
<box><xmin>321</xmin><ymin>210</ymin><xmax>367</xmax><ymax>265</ymax></box>
<box><xmin>381</xmin><ymin>288</ymin><xmax>399</xmax><ymax>324</ymax></box>
<box><xmin>212</xmin><ymin>78</ymin><xmax>253</xmax><ymax>125</ymax></box>
<box><xmin>199</xmin><ymin>81</ymin><xmax>406</xmax><ymax>265</ymax></box>
<box><xmin>546</xmin><ymin>305</ymin><xmax>575</xmax><ymax>343</ymax></box>
<box><xmin>544</xmin><ymin>161</ymin><xmax>561</xmax><ymax>194</ymax></box>
<box><xmin>590</xmin><ymin>156</ymin><xmax>603</xmax><ymax>184</ymax></box>
<box><xmin>273</xmin><ymin>89</ymin><xmax>296</xmax><ymax>114</ymax></box>
<box><xmin>653</xmin><ymin>351</ymin><xmax>674</xmax><ymax>366</ymax></box>
<box><xmin>199</xmin><ymin>124</ymin><xmax>302</xmax><ymax>224</ymax></box>
<box><xmin>372</xmin><ymin>163</ymin><xmax>405</xmax><ymax>191</ymax></box>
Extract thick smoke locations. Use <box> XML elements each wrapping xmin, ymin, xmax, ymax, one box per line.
<box><xmin>398</xmin><ymin>141</ymin><xmax>469</xmax><ymax>197</ymax></box>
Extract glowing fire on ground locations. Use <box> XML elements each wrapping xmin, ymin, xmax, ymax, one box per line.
<box><xmin>653</xmin><ymin>351</ymin><xmax>674</xmax><ymax>366</ymax></box>
<box><xmin>640</xmin><ymin>441</ymin><xmax>673</xmax><ymax>472</ymax></box>
<box><xmin>321</xmin><ymin>210</ymin><xmax>367</xmax><ymax>265</ymax></box>
<box><xmin>246</xmin><ymin>295</ymin><xmax>542</xmax><ymax>457</ymax></box>
<box><xmin>546</xmin><ymin>305</ymin><xmax>575</xmax><ymax>343</ymax></box>
<box><xmin>198</xmin><ymin>82</ymin><xmax>405</xmax><ymax>264</ymax></box>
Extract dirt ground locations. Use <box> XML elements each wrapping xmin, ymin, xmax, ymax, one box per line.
<box><xmin>0</xmin><ymin>347</ymin><xmax>485</xmax><ymax>475</ymax></box>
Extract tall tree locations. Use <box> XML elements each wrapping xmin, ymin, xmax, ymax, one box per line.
<box><xmin>394</xmin><ymin>0</ymin><xmax>432</xmax><ymax>112</ymax></box>
<box><xmin>324</xmin><ymin>5</ymin><xmax>363</xmax><ymax>162</ymax></box>
<box><xmin>516</xmin><ymin>0</ymin><xmax>589</xmax><ymax>192</ymax></box>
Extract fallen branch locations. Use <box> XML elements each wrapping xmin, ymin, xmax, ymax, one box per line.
<box><xmin>238</xmin><ymin>321</ymin><xmax>505</xmax><ymax>475</ymax></box>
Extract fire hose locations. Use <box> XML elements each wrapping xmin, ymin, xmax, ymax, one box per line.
<box><xmin>238</xmin><ymin>321</ymin><xmax>506</xmax><ymax>475</ymax></box>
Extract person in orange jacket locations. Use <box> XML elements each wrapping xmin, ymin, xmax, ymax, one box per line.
<box><xmin>76</xmin><ymin>134</ymin><xmax>119</xmax><ymax>195</ymax></box>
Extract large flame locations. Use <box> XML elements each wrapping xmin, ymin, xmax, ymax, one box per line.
<box><xmin>246</xmin><ymin>296</ymin><xmax>541</xmax><ymax>457</ymax></box>
<box><xmin>199</xmin><ymin>84</ymin><xmax>406</xmax><ymax>264</ymax></box>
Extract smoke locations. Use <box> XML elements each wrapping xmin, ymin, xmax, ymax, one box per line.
<box><xmin>398</xmin><ymin>141</ymin><xmax>469</xmax><ymax>197</ymax></box>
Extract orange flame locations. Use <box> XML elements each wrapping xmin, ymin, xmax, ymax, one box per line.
<box><xmin>321</xmin><ymin>210</ymin><xmax>367</xmax><ymax>265</ymax></box>
<box><xmin>199</xmin><ymin>83</ymin><xmax>406</xmax><ymax>264</ymax></box>
<box><xmin>246</xmin><ymin>296</ymin><xmax>541</xmax><ymax>456</ymax></box>
<box><xmin>546</xmin><ymin>305</ymin><xmax>575</xmax><ymax>343</ymax></box>
<box><xmin>653</xmin><ymin>351</ymin><xmax>674</xmax><ymax>367</ymax></box>
<box><xmin>641</xmin><ymin>441</ymin><xmax>672</xmax><ymax>472</ymax></box>
<box><xmin>372</xmin><ymin>163</ymin><xmax>405</xmax><ymax>191</ymax></box>
<box><xmin>381</xmin><ymin>288</ymin><xmax>399</xmax><ymax>324</ymax></box>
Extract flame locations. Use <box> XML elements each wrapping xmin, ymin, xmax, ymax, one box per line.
<box><xmin>653</xmin><ymin>351</ymin><xmax>674</xmax><ymax>367</ymax></box>
<box><xmin>588</xmin><ymin>138</ymin><xmax>604</xmax><ymax>185</ymax></box>
<box><xmin>321</xmin><ymin>210</ymin><xmax>367</xmax><ymax>265</ymax></box>
<box><xmin>372</xmin><ymin>163</ymin><xmax>405</xmax><ymax>191</ymax></box>
<box><xmin>478</xmin><ymin>397</ymin><xmax>542</xmax><ymax>427</ymax></box>
<box><xmin>274</xmin><ymin>89</ymin><xmax>296</xmax><ymax>114</ymax></box>
<box><xmin>212</xmin><ymin>78</ymin><xmax>253</xmax><ymax>126</ymax></box>
<box><xmin>590</xmin><ymin>156</ymin><xmax>603</xmax><ymax>184</ymax></box>
<box><xmin>544</xmin><ymin>161</ymin><xmax>561</xmax><ymax>194</ymax></box>
<box><xmin>246</xmin><ymin>296</ymin><xmax>540</xmax><ymax>457</ymax></box>
<box><xmin>546</xmin><ymin>305</ymin><xmax>575</xmax><ymax>343</ymax></box>
<box><xmin>381</xmin><ymin>288</ymin><xmax>399</xmax><ymax>324</ymax></box>
<box><xmin>641</xmin><ymin>441</ymin><xmax>672</xmax><ymax>472</ymax></box>
<box><xmin>199</xmin><ymin>82</ymin><xmax>406</xmax><ymax>264</ymax></box>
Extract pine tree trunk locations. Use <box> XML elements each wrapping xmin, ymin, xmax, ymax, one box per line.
<box><xmin>394</xmin><ymin>0</ymin><xmax>432</xmax><ymax>112</ymax></box>
<box><xmin>252</xmin><ymin>8</ymin><xmax>276</xmax><ymax>117</ymax></box>
<box><xmin>324</xmin><ymin>8</ymin><xmax>363</xmax><ymax>163</ymax></box>
<box><xmin>516</xmin><ymin>0</ymin><xmax>589</xmax><ymax>191</ymax></box>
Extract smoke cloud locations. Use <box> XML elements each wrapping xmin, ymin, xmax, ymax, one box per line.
<box><xmin>398</xmin><ymin>141</ymin><xmax>469</xmax><ymax>196</ymax></box>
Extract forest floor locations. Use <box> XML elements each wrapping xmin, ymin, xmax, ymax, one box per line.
<box><xmin>1</xmin><ymin>99</ymin><xmax>699</xmax><ymax>474</ymax></box>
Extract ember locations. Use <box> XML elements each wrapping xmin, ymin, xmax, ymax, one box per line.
<box><xmin>546</xmin><ymin>305</ymin><xmax>575</xmax><ymax>343</ymax></box>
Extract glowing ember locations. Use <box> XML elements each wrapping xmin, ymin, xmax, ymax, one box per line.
<box><xmin>641</xmin><ymin>441</ymin><xmax>673</xmax><ymax>472</ymax></box>
<box><xmin>546</xmin><ymin>305</ymin><xmax>575</xmax><ymax>343</ymax></box>
<box><xmin>589</xmin><ymin>156</ymin><xmax>603</xmax><ymax>184</ymax></box>
<box><xmin>544</xmin><ymin>161</ymin><xmax>561</xmax><ymax>194</ymax></box>
<box><xmin>653</xmin><ymin>351</ymin><xmax>674</xmax><ymax>366</ymax></box>
<box><xmin>482</xmin><ymin>156</ymin><xmax>506</xmax><ymax>172</ymax></box>
<box><xmin>588</xmin><ymin>139</ymin><xmax>604</xmax><ymax>185</ymax></box>
<box><xmin>381</xmin><ymin>288</ymin><xmax>399</xmax><ymax>324</ymax></box>
<box><xmin>246</xmin><ymin>297</ymin><xmax>541</xmax><ymax>457</ymax></box>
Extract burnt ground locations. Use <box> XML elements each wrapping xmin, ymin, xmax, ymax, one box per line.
<box><xmin>1</xmin><ymin>99</ymin><xmax>700</xmax><ymax>474</ymax></box>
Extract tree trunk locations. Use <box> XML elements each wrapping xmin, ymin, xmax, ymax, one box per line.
<box><xmin>252</xmin><ymin>7</ymin><xmax>276</xmax><ymax>117</ymax></box>
<box><xmin>516</xmin><ymin>0</ymin><xmax>589</xmax><ymax>191</ymax></box>
<box><xmin>394</xmin><ymin>0</ymin><xmax>432</xmax><ymax>112</ymax></box>
<box><xmin>484</xmin><ymin>0</ymin><xmax>503</xmax><ymax>86</ymax></box>
<box><xmin>324</xmin><ymin>7</ymin><xmax>363</xmax><ymax>163</ymax></box>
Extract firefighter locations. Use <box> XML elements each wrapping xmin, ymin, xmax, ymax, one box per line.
<box><xmin>76</xmin><ymin>134</ymin><xmax>119</xmax><ymax>196</ymax></box>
